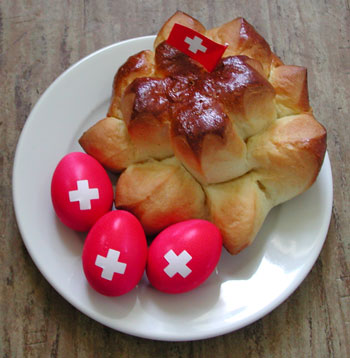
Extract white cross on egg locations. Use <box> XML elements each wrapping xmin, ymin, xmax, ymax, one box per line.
<box><xmin>95</xmin><ymin>248</ymin><xmax>127</xmax><ymax>280</ymax></box>
<box><xmin>69</xmin><ymin>179</ymin><xmax>99</xmax><ymax>210</ymax></box>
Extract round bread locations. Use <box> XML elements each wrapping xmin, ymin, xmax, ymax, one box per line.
<box><xmin>79</xmin><ymin>11</ymin><xmax>326</xmax><ymax>254</ymax></box>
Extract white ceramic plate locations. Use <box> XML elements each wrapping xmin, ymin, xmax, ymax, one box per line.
<box><xmin>13</xmin><ymin>35</ymin><xmax>333</xmax><ymax>341</ymax></box>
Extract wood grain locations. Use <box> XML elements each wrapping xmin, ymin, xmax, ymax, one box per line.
<box><xmin>1</xmin><ymin>0</ymin><xmax>349</xmax><ymax>357</ymax></box>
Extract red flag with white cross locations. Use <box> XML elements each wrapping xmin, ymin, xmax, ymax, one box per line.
<box><xmin>166</xmin><ymin>23</ymin><xmax>227</xmax><ymax>72</ymax></box>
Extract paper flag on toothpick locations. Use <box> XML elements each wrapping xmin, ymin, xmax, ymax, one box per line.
<box><xmin>166</xmin><ymin>23</ymin><xmax>228</xmax><ymax>72</ymax></box>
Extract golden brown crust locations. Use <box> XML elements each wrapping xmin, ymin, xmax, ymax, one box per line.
<box><xmin>154</xmin><ymin>11</ymin><xmax>206</xmax><ymax>50</ymax></box>
<box><xmin>79</xmin><ymin>117</ymin><xmax>138</xmax><ymax>172</ymax></box>
<box><xmin>108</xmin><ymin>50</ymin><xmax>155</xmax><ymax>118</ymax></box>
<box><xmin>115</xmin><ymin>157</ymin><xmax>208</xmax><ymax>235</ymax></box>
<box><xmin>207</xmin><ymin>17</ymin><xmax>272</xmax><ymax>76</ymax></box>
<box><xmin>79</xmin><ymin>12</ymin><xmax>327</xmax><ymax>254</ymax></box>
<box><xmin>205</xmin><ymin>173</ymin><xmax>272</xmax><ymax>254</ymax></box>
<box><xmin>121</xmin><ymin>77</ymin><xmax>173</xmax><ymax>158</ymax></box>
<box><xmin>119</xmin><ymin>52</ymin><xmax>276</xmax><ymax>183</ymax></box>
<box><xmin>205</xmin><ymin>113</ymin><xmax>326</xmax><ymax>253</ymax></box>
<box><xmin>269</xmin><ymin>65</ymin><xmax>311</xmax><ymax>117</ymax></box>
<box><xmin>248</xmin><ymin>113</ymin><xmax>327</xmax><ymax>203</ymax></box>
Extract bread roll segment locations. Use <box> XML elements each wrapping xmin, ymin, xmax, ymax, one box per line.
<box><xmin>206</xmin><ymin>113</ymin><xmax>326</xmax><ymax>253</ymax></box>
<box><xmin>154</xmin><ymin>11</ymin><xmax>206</xmax><ymax>50</ymax></box>
<box><xmin>206</xmin><ymin>17</ymin><xmax>273</xmax><ymax>76</ymax></box>
<box><xmin>79</xmin><ymin>11</ymin><xmax>327</xmax><ymax>254</ymax></box>
<box><xmin>204</xmin><ymin>173</ymin><xmax>273</xmax><ymax>255</ymax></box>
<box><xmin>108</xmin><ymin>50</ymin><xmax>156</xmax><ymax>119</ymax></box>
<box><xmin>115</xmin><ymin>157</ymin><xmax>208</xmax><ymax>235</ymax></box>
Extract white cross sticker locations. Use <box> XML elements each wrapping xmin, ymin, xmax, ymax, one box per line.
<box><xmin>163</xmin><ymin>249</ymin><xmax>192</xmax><ymax>278</ymax></box>
<box><xmin>95</xmin><ymin>249</ymin><xmax>127</xmax><ymax>281</ymax></box>
<box><xmin>184</xmin><ymin>36</ymin><xmax>207</xmax><ymax>54</ymax></box>
<box><xmin>68</xmin><ymin>179</ymin><xmax>99</xmax><ymax>210</ymax></box>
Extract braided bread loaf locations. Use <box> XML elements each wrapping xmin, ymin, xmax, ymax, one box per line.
<box><xmin>79</xmin><ymin>12</ymin><xmax>326</xmax><ymax>254</ymax></box>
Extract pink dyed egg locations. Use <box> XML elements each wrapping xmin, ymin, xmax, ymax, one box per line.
<box><xmin>51</xmin><ymin>152</ymin><xmax>113</xmax><ymax>231</ymax></box>
<box><xmin>82</xmin><ymin>210</ymin><xmax>148</xmax><ymax>296</ymax></box>
<box><xmin>146</xmin><ymin>219</ymin><xmax>222</xmax><ymax>294</ymax></box>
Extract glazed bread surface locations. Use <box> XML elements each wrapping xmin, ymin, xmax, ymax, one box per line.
<box><xmin>79</xmin><ymin>11</ymin><xmax>326</xmax><ymax>254</ymax></box>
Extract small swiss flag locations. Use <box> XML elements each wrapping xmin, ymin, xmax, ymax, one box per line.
<box><xmin>166</xmin><ymin>23</ymin><xmax>227</xmax><ymax>72</ymax></box>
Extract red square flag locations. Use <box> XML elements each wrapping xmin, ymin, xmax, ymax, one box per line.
<box><xmin>166</xmin><ymin>23</ymin><xmax>227</xmax><ymax>72</ymax></box>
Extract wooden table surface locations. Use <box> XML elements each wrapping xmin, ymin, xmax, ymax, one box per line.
<box><xmin>1</xmin><ymin>0</ymin><xmax>349</xmax><ymax>357</ymax></box>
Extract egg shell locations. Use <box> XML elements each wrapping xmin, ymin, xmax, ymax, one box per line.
<box><xmin>51</xmin><ymin>152</ymin><xmax>114</xmax><ymax>231</ymax></box>
<box><xmin>146</xmin><ymin>219</ymin><xmax>222</xmax><ymax>294</ymax></box>
<box><xmin>82</xmin><ymin>210</ymin><xmax>148</xmax><ymax>296</ymax></box>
